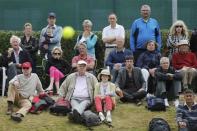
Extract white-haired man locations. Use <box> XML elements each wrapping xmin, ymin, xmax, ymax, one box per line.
<box><xmin>59</xmin><ymin>60</ymin><xmax>98</xmax><ymax>123</ymax></box>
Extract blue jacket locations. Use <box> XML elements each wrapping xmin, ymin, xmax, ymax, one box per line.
<box><xmin>130</xmin><ymin>18</ymin><xmax>162</xmax><ymax>52</ymax></box>
<box><xmin>136</xmin><ymin>50</ymin><xmax>161</xmax><ymax>69</ymax></box>
<box><xmin>39</xmin><ymin>25</ymin><xmax>62</xmax><ymax>51</ymax></box>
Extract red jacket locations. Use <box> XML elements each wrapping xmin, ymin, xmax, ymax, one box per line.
<box><xmin>172</xmin><ymin>52</ymin><xmax>197</xmax><ymax>70</ymax></box>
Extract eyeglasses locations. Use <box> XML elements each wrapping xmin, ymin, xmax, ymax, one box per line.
<box><xmin>53</xmin><ymin>53</ymin><xmax>61</xmax><ymax>55</ymax></box>
<box><xmin>176</xmin><ymin>25</ymin><xmax>183</xmax><ymax>28</ymax></box>
<box><xmin>22</xmin><ymin>67</ymin><xmax>29</xmax><ymax>70</ymax></box>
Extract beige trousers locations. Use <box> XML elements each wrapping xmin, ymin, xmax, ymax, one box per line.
<box><xmin>7</xmin><ymin>84</ymin><xmax>32</xmax><ymax>116</ymax></box>
<box><xmin>180</xmin><ymin>68</ymin><xmax>197</xmax><ymax>87</ymax></box>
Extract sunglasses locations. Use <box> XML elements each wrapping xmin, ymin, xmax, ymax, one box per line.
<box><xmin>22</xmin><ymin>67</ymin><xmax>29</xmax><ymax>70</ymax></box>
<box><xmin>53</xmin><ymin>53</ymin><xmax>61</xmax><ymax>55</ymax></box>
<box><xmin>176</xmin><ymin>25</ymin><xmax>183</xmax><ymax>28</ymax></box>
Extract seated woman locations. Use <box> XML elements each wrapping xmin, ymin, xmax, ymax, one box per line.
<box><xmin>167</xmin><ymin>20</ymin><xmax>189</xmax><ymax>60</ymax></box>
<box><xmin>94</xmin><ymin>69</ymin><xmax>119</xmax><ymax>123</ymax></box>
<box><xmin>155</xmin><ymin>57</ymin><xmax>182</xmax><ymax>107</ymax></box>
<box><xmin>136</xmin><ymin>40</ymin><xmax>161</xmax><ymax>96</ymax></box>
<box><xmin>74</xmin><ymin>19</ymin><xmax>97</xmax><ymax>59</ymax></box>
<box><xmin>45</xmin><ymin>47</ymin><xmax>71</xmax><ymax>94</ymax></box>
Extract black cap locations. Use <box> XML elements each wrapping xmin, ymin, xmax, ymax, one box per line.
<box><xmin>48</xmin><ymin>12</ymin><xmax>56</xmax><ymax>18</ymax></box>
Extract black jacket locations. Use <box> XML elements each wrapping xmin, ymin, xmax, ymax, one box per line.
<box><xmin>155</xmin><ymin>66</ymin><xmax>182</xmax><ymax>81</ymax></box>
<box><xmin>45</xmin><ymin>57</ymin><xmax>71</xmax><ymax>75</ymax></box>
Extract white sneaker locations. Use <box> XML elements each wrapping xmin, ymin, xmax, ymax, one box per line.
<box><xmin>174</xmin><ymin>99</ymin><xmax>179</xmax><ymax>108</ymax></box>
<box><xmin>164</xmin><ymin>98</ymin><xmax>169</xmax><ymax>107</ymax></box>
<box><xmin>99</xmin><ymin>112</ymin><xmax>105</xmax><ymax>122</ymax></box>
<box><xmin>106</xmin><ymin>114</ymin><xmax>112</xmax><ymax>123</ymax></box>
<box><xmin>146</xmin><ymin>93</ymin><xmax>154</xmax><ymax>98</ymax></box>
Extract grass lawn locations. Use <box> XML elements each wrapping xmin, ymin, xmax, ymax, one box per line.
<box><xmin>0</xmin><ymin>97</ymin><xmax>178</xmax><ymax>131</ymax></box>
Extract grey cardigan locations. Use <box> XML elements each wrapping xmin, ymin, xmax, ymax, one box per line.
<box><xmin>115</xmin><ymin>67</ymin><xmax>146</xmax><ymax>90</ymax></box>
<box><xmin>59</xmin><ymin>72</ymin><xmax>98</xmax><ymax>103</ymax></box>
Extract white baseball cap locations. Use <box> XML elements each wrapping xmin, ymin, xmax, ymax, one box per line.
<box><xmin>77</xmin><ymin>60</ymin><xmax>87</xmax><ymax>65</ymax></box>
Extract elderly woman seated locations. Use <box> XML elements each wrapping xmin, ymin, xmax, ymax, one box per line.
<box><xmin>172</xmin><ymin>40</ymin><xmax>197</xmax><ymax>89</ymax></box>
<box><xmin>155</xmin><ymin>57</ymin><xmax>182</xmax><ymax>107</ymax></box>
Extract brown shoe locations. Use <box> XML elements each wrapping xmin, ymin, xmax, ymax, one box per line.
<box><xmin>11</xmin><ymin>113</ymin><xmax>22</xmax><ymax>122</ymax></box>
<box><xmin>6</xmin><ymin>101</ymin><xmax>13</xmax><ymax>115</ymax></box>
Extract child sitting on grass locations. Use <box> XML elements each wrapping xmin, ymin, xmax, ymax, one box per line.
<box><xmin>94</xmin><ymin>69</ymin><xmax>122</xmax><ymax>123</ymax></box>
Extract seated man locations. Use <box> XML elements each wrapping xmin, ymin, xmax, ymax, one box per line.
<box><xmin>72</xmin><ymin>43</ymin><xmax>95</xmax><ymax>72</ymax></box>
<box><xmin>115</xmin><ymin>55</ymin><xmax>146</xmax><ymax>105</ymax></box>
<box><xmin>176</xmin><ymin>89</ymin><xmax>197</xmax><ymax>131</ymax></box>
<box><xmin>172</xmin><ymin>40</ymin><xmax>197</xmax><ymax>89</ymax></box>
<box><xmin>6</xmin><ymin>62</ymin><xmax>44</xmax><ymax>122</ymax></box>
<box><xmin>2</xmin><ymin>35</ymin><xmax>32</xmax><ymax>83</ymax></box>
<box><xmin>155</xmin><ymin>57</ymin><xmax>182</xmax><ymax>107</ymax></box>
<box><xmin>59</xmin><ymin>60</ymin><xmax>98</xmax><ymax>123</ymax></box>
<box><xmin>105</xmin><ymin>38</ymin><xmax>133</xmax><ymax>82</ymax></box>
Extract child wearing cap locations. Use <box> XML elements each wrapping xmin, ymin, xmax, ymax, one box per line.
<box><xmin>94</xmin><ymin>69</ymin><xmax>121</xmax><ymax>123</ymax></box>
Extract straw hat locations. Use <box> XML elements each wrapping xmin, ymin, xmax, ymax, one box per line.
<box><xmin>177</xmin><ymin>40</ymin><xmax>190</xmax><ymax>47</ymax></box>
<box><xmin>97</xmin><ymin>69</ymin><xmax>113</xmax><ymax>81</ymax></box>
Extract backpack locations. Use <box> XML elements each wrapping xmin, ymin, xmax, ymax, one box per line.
<box><xmin>39</xmin><ymin>93</ymin><xmax>55</xmax><ymax>106</ymax></box>
<box><xmin>148</xmin><ymin>118</ymin><xmax>171</xmax><ymax>131</ymax></box>
<box><xmin>81</xmin><ymin>110</ymin><xmax>101</xmax><ymax>127</ymax></box>
<box><xmin>49</xmin><ymin>97</ymin><xmax>71</xmax><ymax>115</ymax></box>
<box><xmin>147</xmin><ymin>96</ymin><xmax>166</xmax><ymax>111</ymax></box>
<box><xmin>29</xmin><ymin>96</ymin><xmax>48</xmax><ymax>114</ymax></box>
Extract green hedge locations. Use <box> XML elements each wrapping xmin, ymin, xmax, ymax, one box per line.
<box><xmin>0</xmin><ymin>30</ymin><xmax>176</xmax><ymax>69</ymax></box>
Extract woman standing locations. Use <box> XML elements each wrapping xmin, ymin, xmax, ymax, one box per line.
<box><xmin>167</xmin><ymin>20</ymin><xmax>189</xmax><ymax>59</ymax></box>
<box><xmin>74</xmin><ymin>19</ymin><xmax>97</xmax><ymax>59</ymax></box>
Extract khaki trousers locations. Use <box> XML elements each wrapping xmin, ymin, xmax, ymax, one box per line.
<box><xmin>180</xmin><ymin>68</ymin><xmax>197</xmax><ymax>87</ymax></box>
<box><xmin>7</xmin><ymin>84</ymin><xmax>32</xmax><ymax>116</ymax></box>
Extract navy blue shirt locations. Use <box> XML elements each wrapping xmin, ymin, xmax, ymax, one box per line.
<box><xmin>176</xmin><ymin>103</ymin><xmax>197</xmax><ymax>127</ymax></box>
<box><xmin>105</xmin><ymin>48</ymin><xmax>133</xmax><ymax>69</ymax></box>
<box><xmin>136</xmin><ymin>50</ymin><xmax>161</xmax><ymax>69</ymax></box>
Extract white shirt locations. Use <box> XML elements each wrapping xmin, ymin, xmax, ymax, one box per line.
<box><xmin>102</xmin><ymin>24</ymin><xmax>125</xmax><ymax>47</ymax></box>
<box><xmin>72</xmin><ymin>75</ymin><xmax>89</xmax><ymax>98</ymax></box>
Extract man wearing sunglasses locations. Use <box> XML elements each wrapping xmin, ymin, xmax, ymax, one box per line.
<box><xmin>6</xmin><ymin>62</ymin><xmax>44</xmax><ymax>122</ymax></box>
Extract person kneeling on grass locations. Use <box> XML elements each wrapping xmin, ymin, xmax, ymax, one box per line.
<box><xmin>6</xmin><ymin>62</ymin><xmax>44</xmax><ymax>122</ymax></box>
<box><xmin>115</xmin><ymin>55</ymin><xmax>147</xmax><ymax>105</ymax></box>
<box><xmin>176</xmin><ymin>89</ymin><xmax>197</xmax><ymax>131</ymax></box>
<box><xmin>94</xmin><ymin>69</ymin><xmax>122</xmax><ymax>123</ymax></box>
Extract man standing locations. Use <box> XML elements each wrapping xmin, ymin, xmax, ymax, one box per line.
<box><xmin>102</xmin><ymin>13</ymin><xmax>125</xmax><ymax>63</ymax></box>
<box><xmin>21</xmin><ymin>23</ymin><xmax>39</xmax><ymax>73</ymax></box>
<box><xmin>115</xmin><ymin>56</ymin><xmax>146</xmax><ymax>105</ymax></box>
<box><xmin>39</xmin><ymin>12</ymin><xmax>62</xmax><ymax>59</ymax></box>
<box><xmin>105</xmin><ymin>38</ymin><xmax>132</xmax><ymax>82</ymax></box>
<box><xmin>6</xmin><ymin>62</ymin><xmax>44</xmax><ymax>122</ymax></box>
<box><xmin>59</xmin><ymin>60</ymin><xmax>98</xmax><ymax>123</ymax></box>
<box><xmin>176</xmin><ymin>89</ymin><xmax>197</xmax><ymax>131</ymax></box>
<box><xmin>130</xmin><ymin>4</ymin><xmax>162</xmax><ymax>61</ymax></box>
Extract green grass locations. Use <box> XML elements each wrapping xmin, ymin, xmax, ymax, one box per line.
<box><xmin>0</xmin><ymin>97</ymin><xmax>178</xmax><ymax>131</ymax></box>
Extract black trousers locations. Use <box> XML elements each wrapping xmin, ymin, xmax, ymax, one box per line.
<box><xmin>120</xmin><ymin>89</ymin><xmax>146</xmax><ymax>102</ymax></box>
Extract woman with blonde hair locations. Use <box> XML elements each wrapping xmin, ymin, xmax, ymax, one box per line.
<box><xmin>45</xmin><ymin>47</ymin><xmax>71</xmax><ymax>94</ymax></box>
<box><xmin>167</xmin><ymin>20</ymin><xmax>189</xmax><ymax>59</ymax></box>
